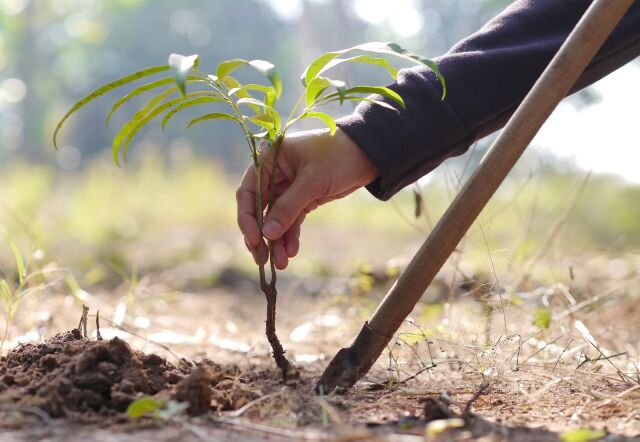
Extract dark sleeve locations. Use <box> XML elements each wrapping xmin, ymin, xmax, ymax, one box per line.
<box><xmin>337</xmin><ymin>0</ymin><xmax>640</xmax><ymax>200</ymax></box>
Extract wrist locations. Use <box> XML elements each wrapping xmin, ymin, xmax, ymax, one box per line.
<box><xmin>335</xmin><ymin>127</ymin><xmax>379</xmax><ymax>185</ymax></box>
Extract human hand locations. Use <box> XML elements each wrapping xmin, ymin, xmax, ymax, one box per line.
<box><xmin>236</xmin><ymin>127</ymin><xmax>378</xmax><ymax>269</ymax></box>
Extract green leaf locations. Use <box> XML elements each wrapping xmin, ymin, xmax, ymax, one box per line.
<box><xmin>301</xmin><ymin>42</ymin><xmax>445</xmax><ymax>98</ymax></box>
<box><xmin>346</xmin><ymin>86</ymin><xmax>405</xmax><ymax>108</ymax></box>
<box><xmin>216</xmin><ymin>59</ymin><xmax>248</xmax><ymax>78</ymax></box>
<box><xmin>324</xmin><ymin>95</ymin><xmax>399</xmax><ymax>112</ymax></box>
<box><xmin>127</xmin><ymin>397</ymin><xmax>165</xmax><ymax>418</ymax></box>
<box><xmin>301</xmin><ymin>51</ymin><xmax>342</xmax><ymax>87</ymax></box>
<box><xmin>106</xmin><ymin>78</ymin><xmax>173</xmax><ymax>126</ymax></box>
<box><xmin>560</xmin><ymin>428</ymin><xmax>606</xmax><ymax>442</ymax></box>
<box><xmin>220</xmin><ymin>76</ymin><xmax>261</xmax><ymax>113</ymax></box>
<box><xmin>9</xmin><ymin>241</ymin><xmax>25</xmax><ymax>286</ymax></box>
<box><xmin>113</xmin><ymin>91</ymin><xmax>217</xmax><ymax>164</ymax></box>
<box><xmin>220</xmin><ymin>75</ymin><xmax>241</xmax><ymax>89</ymax></box>
<box><xmin>106</xmin><ymin>77</ymin><xmax>209</xmax><ymax>126</ymax></box>
<box><xmin>110</xmin><ymin>87</ymin><xmax>178</xmax><ymax>165</ymax></box>
<box><xmin>216</xmin><ymin>59</ymin><xmax>281</xmax><ymax>99</ymax></box>
<box><xmin>53</xmin><ymin>65</ymin><xmax>170</xmax><ymax>148</ymax></box>
<box><xmin>532</xmin><ymin>307</ymin><xmax>551</xmax><ymax>329</ymax></box>
<box><xmin>229</xmin><ymin>84</ymin><xmax>276</xmax><ymax>107</ymax></box>
<box><xmin>161</xmin><ymin>96</ymin><xmax>225</xmax><ymax>130</ymax></box>
<box><xmin>245</xmin><ymin>113</ymin><xmax>275</xmax><ymax>130</ymax></box>
<box><xmin>187</xmin><ymin>112</ymin><xmax>238</xmax><ymax>129</ymax></box>
<box><xmin>320</xmin><ymin>86</ymin><xmax>405</xmax><ymax>109</ymax></box>
<box><xmin>305</xmin><ymin>77</ymin><xmax>331</xmax><ymax>108</ymax></box>
<box><xmin>302</xmin><ymin>111</ymin><xmax>336</xmax><ymax>135</ymax></box>
<box><xmin>330</xmin><ymin>79</ymin><xmax>346</xmax><ymax>104</ymax></box>
<box><xmin>320</xmin><ymin>55</ymin><xmax>399</xmax><ymax>79</ymax></box>
<box><xmin>248</xmin><ymin>60</ymin><xmax>281</xmax><ymax>99</ymax></box>
<box><xmin>168</xmin><ymin>53</ymin><xmax>200</xmax><ymax>97</ymax></box>
<box><xmin>236</xmin><ymin>98</ymin><xmax>281</xmax><ymax>131</ymax></box>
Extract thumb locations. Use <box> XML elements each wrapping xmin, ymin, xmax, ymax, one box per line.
<box><xmin>262</xmin><ymin>175</ymin><xmax>316</xmax><ymax>240</ymax></box>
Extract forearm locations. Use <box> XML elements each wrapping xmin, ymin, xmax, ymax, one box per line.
<box><xmin>338</xmin><ymin>0</ymin><xmax>640</xmax><ymax>200</ymax></box>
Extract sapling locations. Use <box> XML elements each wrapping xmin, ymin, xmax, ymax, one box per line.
<box><xmin>53</xmin><ymin>42</ymin><xmax>445</xmax><ymax>382</ymax></box>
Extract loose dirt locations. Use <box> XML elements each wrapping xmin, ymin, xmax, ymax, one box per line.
<box><xmin>0</xmin><ymin>329</ymin><xmax>258</xmax><ymax>422</ymax></box>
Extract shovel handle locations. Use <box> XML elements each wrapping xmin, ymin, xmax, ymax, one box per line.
<box><xmin>318</xmin><ymin>0</ymin><xmax>634</xmax><ymax>392</ymax></box>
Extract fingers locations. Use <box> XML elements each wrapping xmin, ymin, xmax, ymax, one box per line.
<box><xmin>236</xmin><ymin>166</ymin><xmax>261</xmax><ymax>248</ymax></box>
<box><xmin>272</xmin><ymin>240</ymin><xmax>288</xmax><ymax>270</ymax></box>
<box><xmin>245</xmin><ymin>237</ymin><xmax>268</xmax><ymax>265</ymax></box>
<box><xmin>284</xmin><ymin>213</ymin><xmax>305</xmax><ymax>258</ymax></box>
<box><xmin>262</xmin><ymin>174</ymin><xmax>316</xmax><ymax>241</ymax></box>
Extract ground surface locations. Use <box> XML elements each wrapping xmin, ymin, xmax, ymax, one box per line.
<box><xmin>1</xmin><ymin>257</ymin><xmax>640</xmax><ymax>441</ymax></box>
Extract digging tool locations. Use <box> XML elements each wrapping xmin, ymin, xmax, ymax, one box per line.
<box><xmin>316</xmin><ymin>0</ymin><xmax>635</xmax><ymax>393</ymax></box>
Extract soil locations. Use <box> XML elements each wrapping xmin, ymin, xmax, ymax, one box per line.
<box><xmin>0</xmin><ymin>329</ymin><xmax>258</xmax><ymax>422</ymax></box>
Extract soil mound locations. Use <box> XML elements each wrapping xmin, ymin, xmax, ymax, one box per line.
<box><xmin>0</xmin><ymin>329</ymin><xmax>258</xmax><ymax>420</ymax></box>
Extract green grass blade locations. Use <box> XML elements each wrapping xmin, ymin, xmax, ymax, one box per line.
<box><xmin>161</xmin><ymin>96</ymin><xmax>226</xmax><ymax>130</ymax></box>
<box><xmin>187</xmin><ymin>112</ymin><xmax>238</xmax><ymax>129</ymax></box>
<box><xmin>8</xmin><ymin>241</ymin><xmax>26</xmax><ymax>286</ymax></box>
<box><xmin>0</xmin><ymin>279</ymin><xmax>13</xmax><ymax>311</ymax></box>
<box><xmin>302</xmin><ymin>111</ymin><xmax>336</xmax><ymax>135</ymax></box>
<box><xmin>53</xmin><ymin>65</ymin><xmax>169</xmax><ymax>148</ymax></box>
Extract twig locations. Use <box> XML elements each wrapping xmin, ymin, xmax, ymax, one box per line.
<box><xmin>78</xmin><ymin>304</ymin><xmax>89</xmax><ymax>339</ymax></box>
<box><xmin>225</xmin><ymin>391</ymin><xmax>282</xmax><ymax>418</ymax></box>
<box><xmin>96</xmin><ymin>310</ymin><xmax>103</xmax><ymax>341</ymax></box>
<box><xmin>552</xmin><ymin>338</ymin><xmax>573</xmax><ymax>374</ymax></box>
<box><xmin>462</xmin><ymin>381</ymin><xmax>490</xmax><ymax>418</ymax></box>
<box><xmin>585</xmin><ymin>339</ymin><xmax>638</xmax><ymax>385</ymax></box>
<box><xmin>99</xmin><ymin>317</ymin><xmax>181</xmax><ymax>361</ymax></box>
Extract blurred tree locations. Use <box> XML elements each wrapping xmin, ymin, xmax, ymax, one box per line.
<box><xmin>0</xmin><ymin>0</ymin><xmax>509</xmax><ymax>170</ymax></box>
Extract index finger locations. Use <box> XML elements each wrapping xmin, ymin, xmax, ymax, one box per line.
<box><xmin>236</xmin><ymin>165</ymin><xmax>261</xmax><ymax>248</ymax></box>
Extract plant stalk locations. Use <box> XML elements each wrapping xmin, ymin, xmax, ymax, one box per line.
<box><xmin>254</xmin><ymin>141</ymin><xmax>298</xmax><ymax>384</ymax></box>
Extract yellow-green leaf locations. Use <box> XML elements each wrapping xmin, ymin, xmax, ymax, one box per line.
<box><xmin>161</xmin><ymin>96</ymin><xmax>225</xmax><ymax>130</ymax></box>
<box><xmin>53</xmin><ymin>65</ymin><xmax>169</xmax><ymax>148</ymax></box>
<box><xmin>187</xmin><ymin>112</ymin><xmax>238</xmax><ymax>129</ymax></box>
<box><xmin>560</xmin><ymin>428</ymin><xmax>606</xmax><ymax>442</ymax></box>
<box><xmin>302</xmin><ymin>111</ymin><xmax>336</xmax><ymax>135</ymax></box>
<box><xmin>127</xmin><ymin>397</ymin><xmax>164</xmax><ymax>418</ymax></box>
<box><xmin>305</xmin><ymin>77</ymin><xmax>331</xmax><ymax>108</ymax></box>
<box><xmin>532</xmin><ymin>307</ymin><xmax>551</xmax><ymax>329</ymax></box>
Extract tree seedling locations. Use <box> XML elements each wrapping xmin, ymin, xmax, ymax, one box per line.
<box><xmin>53</xmin><ymin>42</ymin><xmax>445</xmax><ymax>383</ymax></box>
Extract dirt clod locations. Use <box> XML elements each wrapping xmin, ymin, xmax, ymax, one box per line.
<box><xmin>0</xmin><ymin>329</ymin><xmax>248</xmax><ymax>422</ymax></box>
<box><xmin>173</xmin><ymin>366</ymin><xmax>212</xmax><ymax>416</ymax></box>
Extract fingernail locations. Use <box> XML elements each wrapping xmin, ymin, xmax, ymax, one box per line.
<box><xmin>262</xmin><ymin>220</ymin><xmax>281</xmax><ymax>239</ymax></box>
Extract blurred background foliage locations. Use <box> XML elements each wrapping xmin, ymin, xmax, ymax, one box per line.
<box><xmin>1</xmin><ymin>0</ymin><xmax>639</xmax><ymax>292</ymax></box>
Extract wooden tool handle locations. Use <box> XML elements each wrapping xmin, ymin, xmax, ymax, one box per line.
<box><xmin>317</xmin><ymin>0</ymin><xmax>634</xmax><ymax>393</ymax></box>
